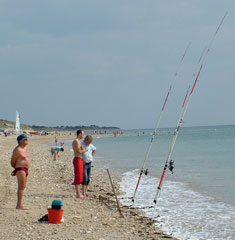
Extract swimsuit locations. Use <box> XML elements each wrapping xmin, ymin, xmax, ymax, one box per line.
<box><xmin>73</xmin><ymin>157</ymin><xmax>84</xmax><ymax>185</ymax></box>
<box><xmin>11</xmin><ymin>167</ymin><xmax>29</xmax><ymax>176</ymax></box>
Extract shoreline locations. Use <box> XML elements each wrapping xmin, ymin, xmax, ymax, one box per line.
<box><xmin>0</xmin><ymin>134</ymin><xmax>177</xmax><ymax>239</ymax></box>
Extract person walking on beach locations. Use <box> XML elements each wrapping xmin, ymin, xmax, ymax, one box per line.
<box><xmin>82</xmin><ymin>135</ymin><xmax>96</xmax><ymax>198</ymax></box>
<box><xmin>10</xmin><ymin>134</ymin><xmax>30</xmax><ymax>210</ymax></box>
<box><xmin>55</xmin><ymin>134</ymin><xmax>58</xmax><ymax>146</ymax></box>
<box><xmin>72</xmin><ymin>130</ymin><xmax>88</xmax><ymax>199</ymax></box>
<box><xmin>50</xmin><ymin>146</ymin><xmax>64</xmax><ymax>160</ymax></box>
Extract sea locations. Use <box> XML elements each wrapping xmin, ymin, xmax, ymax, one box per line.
<box><xmin>64</xmin><ymin>125</ymin><xmax>235</xmax><ymax>240</ymax></box>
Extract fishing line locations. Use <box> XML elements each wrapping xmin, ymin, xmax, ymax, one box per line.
<box><xmin>132</xmin><ymin>42</ymin><xmax>191</xmax><ymax>204</ymax></box>
<box><xmin>152</xmin><ymin>12</ymin><xmax>228</xmax><ymax>216</ymax></box>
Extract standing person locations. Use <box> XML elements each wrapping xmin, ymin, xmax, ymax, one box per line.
<box><xmin>72</xmin><ymin>130</ymin><xmax>88</xmax><ymax>199</ymax></box>
<box><xmin>55</xmin><ymin>134</ymin><xmax>58</xmax><ymax>146</ymax></box>
<box><xmin>82</xmin><ymin>135</ymin><xmax>96</xmax><ymax>198</ymax></box>
<box><xmin>10</xmin><ymin>134</ymin><xmax>30</xmax><ymax>210</ymax></box>
<box><xmin>50</xmin><ymin>146</ymin><xmax>64</xmax><ymax>160</ymax></box>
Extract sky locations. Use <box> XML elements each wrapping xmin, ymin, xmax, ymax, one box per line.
<box><xmin>0</xmin><ymin>0</ymin><xmax>234</xmax><ymax>129</ymax></box>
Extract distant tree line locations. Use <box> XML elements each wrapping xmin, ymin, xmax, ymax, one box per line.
<box><xmin>31</xmin><ymin>124</ymin><xmax>120</xmax><ymax>131</ymax></box>
<box><xmin>0</xmin><ymin>119</ymin><xmax>120</xmax><ymax>131</ymax></box>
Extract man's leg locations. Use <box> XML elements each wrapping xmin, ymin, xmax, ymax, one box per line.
<box><xmin>82</xmin><ymin>182</ymin><xmax>87</xmax><ymax>196</ymax></box>
<box><xmin>73</xmin><ymin>158</ymin><xmax>84</xmax><ymax>198</ymax></box>
<box><xmin>75</xmin><ymin>185</ymin><xmax>84</xmax><ymax>199</ymax></box>
<box><xmin>85</xmin><ymin>164</ymin><xmax>91</xmax><ymax>197</ymax></box>
<box><xmin>82</xmin><ymin>164</ymin><xmax>88</xmax><ymax>197</ymax></box>
<box><xmin>16</xmin><ymin>171</ymin><xmax>29</xmax><ymax>210</ymax></box>
<box><xmin>82</xmin><ymin>185</ymin><xmax>87</xmax><ymax>197</ymax></box>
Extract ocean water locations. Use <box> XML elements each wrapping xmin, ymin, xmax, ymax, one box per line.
<box><xmin>65</xmin><ymin>125</ymin><xmax>235</xmax><ymax>240</ymax></box>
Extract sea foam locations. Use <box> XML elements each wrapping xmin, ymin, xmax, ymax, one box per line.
<box><xmin>119</xmin><ymin>170</ymin><xmax>235</xmax><ymax>240</ymax></box>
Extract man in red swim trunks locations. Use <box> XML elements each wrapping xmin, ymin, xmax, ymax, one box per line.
<box><xmin>10</xmin><ymin>134</ymin><xmax>30</xmax><ymax>210</ymax></box>
<box><xmin>72</xmin><ymin>130</ymin><xmax>88</xmax><ymax>199</ymax></box>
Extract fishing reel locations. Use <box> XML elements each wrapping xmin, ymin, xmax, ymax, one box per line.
<box><xmin>168</xmin><ymin>160</ymin><xmax>174</xmax><ymax>174</ymax></box>
<box><xmin>144</xmin><ymin>168</ymin><xmax>149</xmax><ymax>176</ymax></box>
<box><xmin>140</xmin><ymin>168</ymin><xmax>149</xmax><ymax>176</ymax></box>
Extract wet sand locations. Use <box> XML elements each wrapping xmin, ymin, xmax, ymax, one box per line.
<box><xmin>0</xmin><ymin>134</ymin><xmax>177</xmax><ymax>240</ymax></box>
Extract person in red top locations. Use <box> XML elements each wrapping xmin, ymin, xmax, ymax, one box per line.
<box><xmin>11</xmin><ymin>134</ymin><xmax>30</xmax><ymax>210</ymax></box>
<box><xmin>72</xmin><ymin>130</ymin><xmax>88</xmax><ymax>199</ymax></box>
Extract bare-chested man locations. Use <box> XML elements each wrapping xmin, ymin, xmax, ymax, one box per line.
<box><xmin>10</xmin><ymin>134</ymin><xmax>30</xmax><ymax>210</ymax></box>
<box><xmin>72</xmin><ymin>130</ymin><xmax>88</xmax><ymax>199</ymax></box>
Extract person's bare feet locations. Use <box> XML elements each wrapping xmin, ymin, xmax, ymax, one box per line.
<box><xmin>76</xmin><ymin>195</ymin><xmax>85</xmax><ymax>199</ymax></box>
<box><xmin>16</xmin><ymin>206</ymin><xmax>29</xmax><ymax>210</ymax></box>
<box><xmin>82</xmin><ymin>192</ymin><xmax>88</xmax><ymax>198</ymax></box>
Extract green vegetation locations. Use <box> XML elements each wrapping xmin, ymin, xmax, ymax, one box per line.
<box><xmin>0</xmin><ymin>119</ymin><xmax>120</xmax><ymax>131</ymax></box>
<box><xmin>0</xmin><ymin>119</ymin><xmax>32</xmax><ymax>130</ymax></box>
<box><xmin>31</xmin><ymin>124</ymin><xmax>120</xmax><ymax>131</ymax></box>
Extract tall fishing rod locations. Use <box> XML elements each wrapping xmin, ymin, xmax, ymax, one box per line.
<box><xmin>152</xmin><ymin>12</ymin><xmax>227</xmax><ymax>210</ymax></box>
<box><xmin>132</xmin><ymin>42</ymin><xmax>191</xmax><ymax>204</ymax></box>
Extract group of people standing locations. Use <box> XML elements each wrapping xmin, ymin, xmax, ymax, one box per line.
<box><xmin>72</xmin><ymin>130</ymin><xmax>96</xmax><ymax>199</ymax></box>
<box><xmin>10</xmin><ymin>129</ymin><xmax>96</xmax><ymax>210</ymax></box>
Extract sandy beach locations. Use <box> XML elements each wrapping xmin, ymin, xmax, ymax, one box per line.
<box><xmin>0</xmin><ymin>134</ymin><xmax>177</xmax><ymax>240</ymax></box>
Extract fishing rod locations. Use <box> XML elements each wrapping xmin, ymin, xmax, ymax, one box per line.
<box><xmin>131</xmin><ymin>42</ymin><xmax>191</xmax><ymax>204</ymax></box>
<box><xmin>107</xmin><ymin>169</ymin><xmax>124</xmax><ymax>217</ymax></box>
<box><xmin>152</xmin><ymin>84</ymin><xmax>190</xmax><ymax>208</ymax></box>
<box><xmin>152</xmin><ymin>12</ymin><xmax>228</xmax><ymax>210</ymax></box>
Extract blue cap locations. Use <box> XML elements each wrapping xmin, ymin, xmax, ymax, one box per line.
<box><xmin>17</xmin><ymin>134</ymin><xmax>28</xmax><ymax>142</ymax></box>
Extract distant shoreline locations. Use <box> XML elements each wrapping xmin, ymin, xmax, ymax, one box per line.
<box><xmin>0</xmin><ymin>119</ymin><xmax>120</xmax><ymax>131</ymax></box>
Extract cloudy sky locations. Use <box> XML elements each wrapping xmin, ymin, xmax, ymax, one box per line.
<box><xmin>0</xmin><ymin>1</ymin><xmax>234</xmax><ymax>129</ymax></box>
